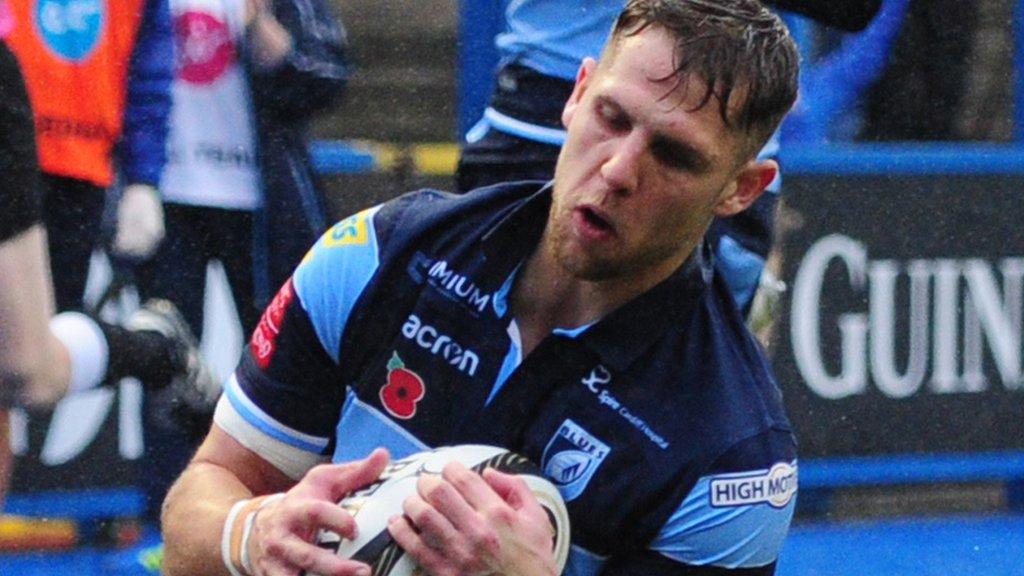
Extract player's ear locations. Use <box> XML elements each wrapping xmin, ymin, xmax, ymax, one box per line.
<box><xmin>714</xmin><ymin>158</ymin><xmax>777</xmax><ymax>217</ymax></box>
<box><xmin>562</xmin><ymin>57</ymin><xmax>597</xmax><ymax>128</ymax></box>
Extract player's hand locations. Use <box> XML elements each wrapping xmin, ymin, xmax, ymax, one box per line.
<box><xmin>244</xmin><ymin>0</ymin><xmax>272</xmax><ymax>28</ymax></box>
<box><xmin>243</xmin><ymin>0</ymin><xmax>292</xmax><ymax>68</ymax></box>
<box><xmin>111</xmin><ymin>183</ymin><xmax>164</xmax><ymax>260</ymax></box>
<box><xmin>389</xmin><ymin>462</ymin><xmax>559</xmax><ymax>576</ymax></box>
<box><xmin>246</xmin><ymin>449</ymin><xmax>390</xmax><ymax>576</ymax></box>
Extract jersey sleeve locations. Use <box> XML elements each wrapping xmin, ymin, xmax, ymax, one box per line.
<box><xmin>632</xmin><ymin>429</ymin><xmax>797</xmax><ymax>575</ymax></box>
<box><xmin>0</xmin><ymin>43</ymin><xmax>42</xmax><ymax>242</ymax></box>
<box><xmin>215</xmin><ymin>204</ymin><xmax>385</xmax><ymax>478</ymax></box>
<box><xmin>120</xmin><ymin>0</ymin><xmax>173</xmax><ymax>186</ymax></box>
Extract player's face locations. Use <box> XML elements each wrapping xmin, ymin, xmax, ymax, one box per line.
<box><xmin>548</xmin><ymin>26</ymin><xmax>775</xmax><ymax>285</ymax></box>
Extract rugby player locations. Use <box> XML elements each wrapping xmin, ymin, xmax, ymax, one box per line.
<box><xmin>162</xmin><ymin>1</ymin><xmax>800</xmax><ymax>574</ymax></box>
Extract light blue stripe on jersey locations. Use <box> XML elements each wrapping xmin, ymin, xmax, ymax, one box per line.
<box><xmin>293</xmin><ymin>205</ymin><xmax>383</xmax><ymax>363</ymax></box>
<box><xmin>553</xmin><ymin>324</ymin><xmax>591</xmax><ymax>338</ymax></box>
<box><xmin>486</xmin><ymin>264</ymin><xmax>593</xmax><ymax>405</ymax></box>
<box><xmin>650</xmin><ymin>470</ymin><xmax>796</xmax><ymax>568</ymax></box>
<box><xmin>333</xmin><ymin>389</ymin><xmax>429</xmax><ymax>463</ymax></box>
<box><xmin>224</xmin><ymin>375</ymin><xmax>329</xmax><ymax>453</ymax></box>
<box><xmin>483</xmin><ymin>107</ymin><xmax>568</xmax><ymax>145</ymax></box>
<box><xmin>491</xmin><ymin>261</ymin><xmax>519</xmax><ymax>319</ymax></box>
<box><xmin>715</xmin><ymin>235</ymin><xmax>766</xmax><ymax>311</ymax></box>
<box><xmin>563</xmin><ymin>544</ymin><xmax>608</xmax><ymax>576</ymax></box>
<box><xmin>487</xmin><ymin>266</ymin><xmax>522</xmax><ymax>405</ymax></box>
<box><xmin>487</xmin><ymin>328</ymin><xmax>522</xmax><ymax>406</ymax></box>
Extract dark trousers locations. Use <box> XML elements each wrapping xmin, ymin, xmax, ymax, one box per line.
<box><xmin>456</xmin><ymin>125</ymin><xmax>562</xmax><ymax>194</ymax></box>
<box><xmin>135</xmin><ymin>203</ymin><xmax>260</xmax><ymax>338</ymax></box>
<box><xmin>41</xmin><ymin>174</ymin><xmax>107</xmax><ymax>312</ymax></box>
<box><xmin>134</xmin><ymin>203</ymin><xmax>258</xmax><ymax>520</ymax></box>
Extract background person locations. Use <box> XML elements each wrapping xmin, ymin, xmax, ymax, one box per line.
<box><xmin>133</xmin><ymin>0</ymin><xmax>350</xmax><ymax>530</ymax></box>
<box><xmin>161</xmin><ymin>1</ymin><xmax>800</xmax><ymax>574</ymax></box>
<box><xmin>0</xmin><ymin>39</ymin><xmax>213</xmax><ymax>505</ymax></box>
<box><xmin>2</xmin><ymin>0</ymin><xmax>174</xmax><ymax>311</ymax></box>
<box><xmin>139</xmin><ymin>0</ymin><xmax>351</xmax><ymax>383</ymax></box>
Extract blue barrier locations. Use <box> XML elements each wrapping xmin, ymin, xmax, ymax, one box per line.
<box><xmin>781</xmin><ymin>0</ymin><xmax>909</xmax><ymax>143</ymax></box>
<box><xmin>310</xmin><ymin>140</ymin><xmax>1024</xmax><ymax>176</ymax></box>
<box><xmin>457</xmin><ymin>0</ymin><xmax>503</xmax><ymax>138</ymax></box>
<box><xmin>309</xmin><ymin>140</ymin><xmax>376</xmax><ymax>174</ymax></box>
<box><xmin>4</xmin><ymin>488</ymin><xmax>144</xmax><ymax>521</ymax></box>
<box><xmin>801</xmin><ymin>451</ymin><xmax>1024</xmax><ymax>489</ymax></box>
<box><xmin>782</xmin><ymin>143</ymin><xmax>1024</xmax><ymax>175</ymax></box>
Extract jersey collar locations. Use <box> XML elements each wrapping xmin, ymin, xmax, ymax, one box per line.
<box><xmin>480</xmin><ymin>181</ymin><xmax>713</xmax><ymax>373</ymax></box>
<box><xmin>578</xmin><ymin>245</ymin><xmax>711</xmax><ymax>372</ymax></box>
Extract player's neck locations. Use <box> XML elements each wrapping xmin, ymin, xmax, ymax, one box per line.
<box><xmin>510</xmin><ymin>247</ymin><xmax>637</xmax><ymax>356</ymax></box>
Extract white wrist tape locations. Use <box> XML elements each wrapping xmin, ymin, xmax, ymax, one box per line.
<box><xmin>222</xmin><ymin>499</ymin><xmax>250</xmax><ymax>576</ymax></box>
<box><xmin>221</xmin><ymin>494</ymin><xmax>285</xmax><ymax>576</ymax></box>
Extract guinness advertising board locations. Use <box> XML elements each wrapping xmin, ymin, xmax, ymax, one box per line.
<box><xmin>772</xmin><ymin>173</ymin><xmax>1024</xmax><ymax>458</ymax></box>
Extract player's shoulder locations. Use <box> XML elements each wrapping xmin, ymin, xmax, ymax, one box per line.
<box><xmin>686</xmin><ymin>272</ymin><xmax>789</xmax><ymax>430</ymax></box>
<box><xmin>291</xmin><ymin>182</ymin><xmax>544</xmax><ymax>353</ymax></box>
<box><xmin>300</xmin><ymin>204</ymin><xmax>385</xmax><ymax>272</ymax></box>
<box><xmin>289</xmin><ymin>203</ymin><xmax>387</xmax><ymax>358</ymax></box>
<box><xmin>377</xmin><ymin>181</ymin><xmax>544</xmax><ymax>236</ymax></box>
<box><xmin>296</xmin><ymin>182</ymin><xmax>535</xmax><ymax>280</ymax></box>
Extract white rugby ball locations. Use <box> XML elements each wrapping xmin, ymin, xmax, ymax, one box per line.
<box><xmin>305</xmin><ymin>445</ymin><xmax>570</xmax><ymax>576</ymax></box>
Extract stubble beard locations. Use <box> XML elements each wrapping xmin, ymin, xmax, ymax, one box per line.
<box><xmin>551</xmin><ymin>214</ymin><xmax>701</xmax><ymax>291</ymax></box>
<box><xmin>547</xmin><ymin>215</ymin><xmax>629</xmax><ymax>283</ymax></box>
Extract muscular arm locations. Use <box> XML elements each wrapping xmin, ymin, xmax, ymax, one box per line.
<box><xmin>162</xmin><ymin>416</ymin><xmax>390</xmax><ymax>576</ymax></box>
<box><xmin>0</xmin><ymin>44</ymin><xmax>71</xmax><ymax>408</ymax></box>
<box><xmin>164</xmin><ymin>203</ymin><xmax>395</xmax><ymax>575</ymax></box>
<box><xmin>162</xmin><ymin>424</ymin><xmax>294</xmax><ymax>576</ymax></box>
<box><xmin>0</xmin><ymin>226</ymin><xmax>72</xmax><ymax>408</ymax></box>
<box><xmin>161</xmin><ymin>194</ymin><xmax>442</xmax><ymax>575</ymax></box>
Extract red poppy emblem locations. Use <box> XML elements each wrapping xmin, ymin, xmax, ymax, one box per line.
<box><xmin>379</xmin><ymin>352</ymin><xmax>425</xmax><ymax>419</ymax></box>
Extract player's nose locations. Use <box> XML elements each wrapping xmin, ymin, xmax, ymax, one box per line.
<box><xmin>600</xmin><ymin>132</ymin><xmax>644</xmax><ymax>194</ymax></box>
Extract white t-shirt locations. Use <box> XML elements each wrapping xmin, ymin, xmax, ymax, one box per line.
<box><xmin>161</xmin><ymin>0</ymin><xmax>261</xmax><ymax>210</ymax></box>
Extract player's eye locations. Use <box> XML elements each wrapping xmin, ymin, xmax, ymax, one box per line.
<box><xmin>652</xmin><ymin>140</ymin><xmax>691</xmax><ymax>170</ymax></box>
<box><xmin>597</xmin><ymin>99</ymin><xmax>630</xmax><ymax>132</ymax></box>
<box><xmin>651</xmin><ymin>137</ymin><xmax>709</xmax><ymax>174</ymax></box>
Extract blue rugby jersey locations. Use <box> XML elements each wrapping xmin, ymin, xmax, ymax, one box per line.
<box><xmin>496</xmin><ymin>0</ymin><xmax>622</xmax><ymax>81</ymax></box>
<box><xmin>216</xmin><ymin>182</ymin><xmax>797</xmax><ymax>575</ymax></box>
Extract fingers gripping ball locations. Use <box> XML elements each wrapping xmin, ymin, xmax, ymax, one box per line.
<box><xmin>305</xmin><ymin>445</ymin><xmax>571</xmax><ymax>576</ymax></box>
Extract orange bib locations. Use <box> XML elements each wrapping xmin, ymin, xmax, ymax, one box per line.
<box><xmin>4</xmin><ymin>0</ymin><xmax>144</xmax><ymax>187</ymax></box>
